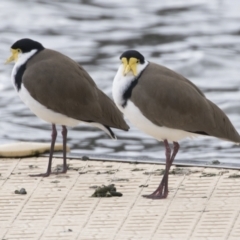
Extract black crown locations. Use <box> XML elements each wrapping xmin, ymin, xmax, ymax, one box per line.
<box><xmin>120</xmin><ymin>50</ymin><xmax>145</xmax><ymax>64</ymax></box>
<box><xmin>11</xmin><ymin>38</ymin><xmax>44</xmax><ymax>53</ymax></box>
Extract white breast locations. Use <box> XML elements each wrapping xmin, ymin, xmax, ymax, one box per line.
<box><xmin>122</xmin><ymin>101</ymin><xmax>197</xmax><ymax>142</ymax></box>
<box><xmin>112</xmin><ymin>64</ymin><xmax>133</xmax><ymax>107</ymax></box>
<box><xmin>112</xmin><ymin>62</ymin><xmax>198</xmax><ymax>142</ymax></box>
<box><xmin>18</xmin><ymin>85</ymin><xmax>80</xmax><ymax>127</ymax></box>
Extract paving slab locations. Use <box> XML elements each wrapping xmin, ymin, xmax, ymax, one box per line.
<box><xmin>0</xmin><ymin>157</ymin><xmax>240</xmax><ymax>240</ymax></box>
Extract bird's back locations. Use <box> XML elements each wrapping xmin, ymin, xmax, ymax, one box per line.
<box><xmin>131</xmin><ymin>62</ymin><xmax>240</xmax><ymax>143</ymax></box>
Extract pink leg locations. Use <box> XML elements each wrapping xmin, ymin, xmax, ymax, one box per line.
<box><xmin>143</xmin><ymin>141</ymin><xmax>180</xmax><ymax>199</ymax></box>
<box><xmin>29</xmin><ymin>124</ymin><xmax>57</xmax><ymax>177</ymax></box>
<box><xmin>51</xmin><ymin>125</ymin><xmax>68</xmax><ymax>174</ymax></box>
<box><xmin>60</xmin><ymin>125</ymin><xmax>68</xmax><ymax>174</ymax></box>
<box><xmin>29</xmin><ymin>125</ymin><xmax>69</xmax><ymax>177</ymax></box>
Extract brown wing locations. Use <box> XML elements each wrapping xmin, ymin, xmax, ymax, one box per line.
<box><xmin>23</xmin><ymin>49</ymin><xmax>129</xmax><ymax>130</ymax></box>
<box><xmin>131</xmin><ymin>62</ymin><xmax>240</xmax><ymax>142</ymax></box>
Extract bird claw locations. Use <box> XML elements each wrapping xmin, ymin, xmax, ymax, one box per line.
<box><xmin>29</xmin><ymin>172</ymin><xmax>51</xmax><ymax>177</ymax></box>
<box><xmin>142</xmin><ymin>193</ymin><xmax>168</xmax><ymax>199</ymax></box>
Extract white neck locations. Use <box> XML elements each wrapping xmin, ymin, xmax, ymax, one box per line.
<box><xmin>11</xmin><ymin>49</ymin><xmax>38</xmax><ymax>90</ymax></box>
<box><xmin>15</xmin><ymin>49</ymin><xmax>38</xmax><ymax>67</ymax></box>
<box><xmin>112</xmin><ymin>60</ymin><xmax>149</xmax><ymax>109</ymax></box>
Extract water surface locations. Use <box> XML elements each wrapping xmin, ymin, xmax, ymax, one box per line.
<box><xmin>1</xmin><ymin>0</ymin><xmax>240</xmax><ymax>164</ymax></box>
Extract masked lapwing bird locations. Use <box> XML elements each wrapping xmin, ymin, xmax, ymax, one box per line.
<box><xmin>112</xmin><ymin>50</ymin><xmax>240</xmax><ymax>199</ymax></box>
<box><xmin>6</xmin><ymin>38</ymin><xmax>129</xmax><ymax>177</ymax></box>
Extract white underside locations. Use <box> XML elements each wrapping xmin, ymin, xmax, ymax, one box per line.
<box><xmin>112</xmin><ymin>62</ymin><xmax>198</xmax><ymax>142</ymax></box>
<box><xmin>15</xmin><ymin>84</ymin><xmax>114</xmax><ymax>138</ymax></box>
<box><xmin>120</xmin><ymin>101</ymin><xmax>198</xmax><ymax>142</ymax></box>
<box><xmin>19</xmin><ymin>85</ymin><xmax>80</xmax><ymax>127</ymax></box>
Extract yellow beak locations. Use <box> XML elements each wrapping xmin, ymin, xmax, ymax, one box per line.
<box><xmin>122</xmin><ymin>57</ymin><xmax>138</xmax><ymax>76</ymax></box>
<box><xmin>5</xmin><ymin>49</ymin><xmax>19</xmax><ymax>64</ymax></box>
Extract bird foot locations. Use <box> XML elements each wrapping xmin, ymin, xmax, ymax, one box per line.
<box><xmin>29</xmin><ymin>167</ymin><xmax>67</xmax><ymax>177</ymax></box>
<box><xmin>29</xmin><ymin>172</ymin><xmax>51</xmax><ymax>177</ymax></box>
<box><xmin>142</xmin><ymin>185</ymin><xmax>168</xmax><ymax>199</ymax></box>
<box><xmin>142</xmin><ymin>192</ymin><xmax>168</xmax><ymax>199</ymax></box>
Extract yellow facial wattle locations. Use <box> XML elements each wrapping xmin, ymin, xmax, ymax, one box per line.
<box><xmin>122</xmin><ymin>57</ymin><xmax>138</xmax><ymax>76</ymax></box>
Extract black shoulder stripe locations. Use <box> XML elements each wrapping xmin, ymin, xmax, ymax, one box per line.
<box><xmin>14</xmin><ymin>49</ymin><xmax>43</xmax><ymax>92</ymax></box>
<box><xmin>121</xmin><ymin>68</ymin><xmax>146</xmax><ymax>108</ymax></box>
<box><xmin>15</xmin><ymin>64</ymin><xmax>26</xmax><ymax>91</ymax></box>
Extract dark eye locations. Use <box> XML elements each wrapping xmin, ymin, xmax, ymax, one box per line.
<box><xmin>136</xmin><ymin>60</ymin><xmax>139</xmax><ymax>63</ymax></box>
<box><xmin>18</xmin><ymin>49</ymin><xmax>21</xmax><ymax>53</ymax></box>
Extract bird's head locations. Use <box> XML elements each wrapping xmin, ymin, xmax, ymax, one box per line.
<box><xmin>119</xmin><ymin>50</ymin><xmax>145</xmax><ymax>77</ymax></box>
<box><xmin>5</xmin><ymin>38</ymin><xmax>44</xmax><ymax>64</ymax></box>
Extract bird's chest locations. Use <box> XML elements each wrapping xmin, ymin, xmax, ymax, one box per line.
<box><xmin>112</xmin><ymin>78</ymin><xmax>131</xmax><ymax>107</ymax></box>
<box><xmin>112</xmin><ymin>71</ymin><xmax>134</xmax><ymax>109</ymax></box>
<box><xmin>112</xmin><ymin>74</ymin><xmax>151</xmax><ymax>134</ymax></box>
<box><xmin>11</xmin><ymin>64</ymin><xmax>21</xmax><ymax>91</ymax></box>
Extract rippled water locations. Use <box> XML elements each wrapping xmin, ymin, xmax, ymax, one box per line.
<box><xmin>1</xmin><ymin>0</ymin><xmax>240</xmax><ymax>164</ymax></box>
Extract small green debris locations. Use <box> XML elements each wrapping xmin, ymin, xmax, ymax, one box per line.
<box><xmin>54</xmin><ymin>164</ymin><xmax>63</xmax><ymax>172</ymax></box>
<box><xmin>105</xmin><ymin>170</ymin><xmax>117</xmax><ymax>174</ymax></box>
<box><xmin>68</xmin><ymin>164</ymin><xmax>81</xmax><ymax>171</ymax></box>
<box><xmin>219</xmin><ymin>170</ymin><xmax>229</xmax><ymax>176</ymax></box>
<box><xmin>111</xmin><ymin>191</ymin><xmax>123</xmax><ymax>197</ymax></box>
<box><xmin>71</xmin><ymin>167</ymin><xmax>81</xmax><ymax>171</ymax></box>
<box><xmin>143</xmin><ymin>171</ymin><xmax>152</xmax><ymax>175</ymax></box>
<box><xmin>51</xmin><ymin>180</ymin><xmax>60</xmax><ymax>183</ymax></box>
<box><xmin>68</xmin><ymin>229</ymin><xmax>72</xmax><ymax>232</ymax></box>
<box><xmin>91</xmin><ymin>184</ymin><xmax>122</xmax><ymax>197</ymax></box>
<box><xmin>143</xmin><ymin>170</ymin><xmax>164</xmax><ymax>176</ymax></box>
<box><xmin>82</xmin><ymin>156</ymin><xmax>89</xmax><ymax>160</ymax></box>
<box><xmin>56</xmin><ymin>175</ymin><xmax>70</xmax><ymax>179</ymax></box>
<box><xmin>106</xmin><ymin>165</ymin><xmax>112</xmax><ymax>168</ymax></box>
<box><xmin>89</xmin><ymin>185</ymin><xmax>98</xmax><ymax>189</ymax></box>
<box><xmin>15</xmin><ymin>188</ymin><xmax>27</xmax><ymax>195</ymax></box>
<box><xmin>200</xmin><ymin>173</ymin><xmax>216</xmax><ymax>177</ymax></box>
<box><xmin>131</xmin><ymin>168</ymin><xmax>144</xmax><ymax>171</ymax></box>
<box><xmin>169</xmin><ymin>167</ymin><xmax>197</xmax><ymax>175</ymax></box>
<box><xmin>202</xmin><ymin>196</ymin><xmax>207</xmax><ymax>198</ymax></box>
<box><xmin>212</xmin><ymin>160</ymin><xmax>220</xmax><ymax>165</ymax></box>
<box><xmin>139</xmin><ymin>184</ymin><xmax>148</xmax><ymax>188</ymax></box>
<box><xmin>111</xmin><ymin>178</ymin><xmax>129</xmax><ymax>182</ymax></box>
<box><xmin>28</xmin><ymin>165</ymin><xmax>38</xmax><ymax>169</ymax></box>
<box><xmin>228</xmin><ymin>174</ymin><xmax>240</xmax><ymax>178</ymax></box>
<box><xmin>79</xmin><ymin>171</ymin><xmax>88</xmax><ymax>175</ymax></box>
<box><xmin>96</xmin><ymin>170</ymin><xmax>118</xmax><ymax>175</ymax></box>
